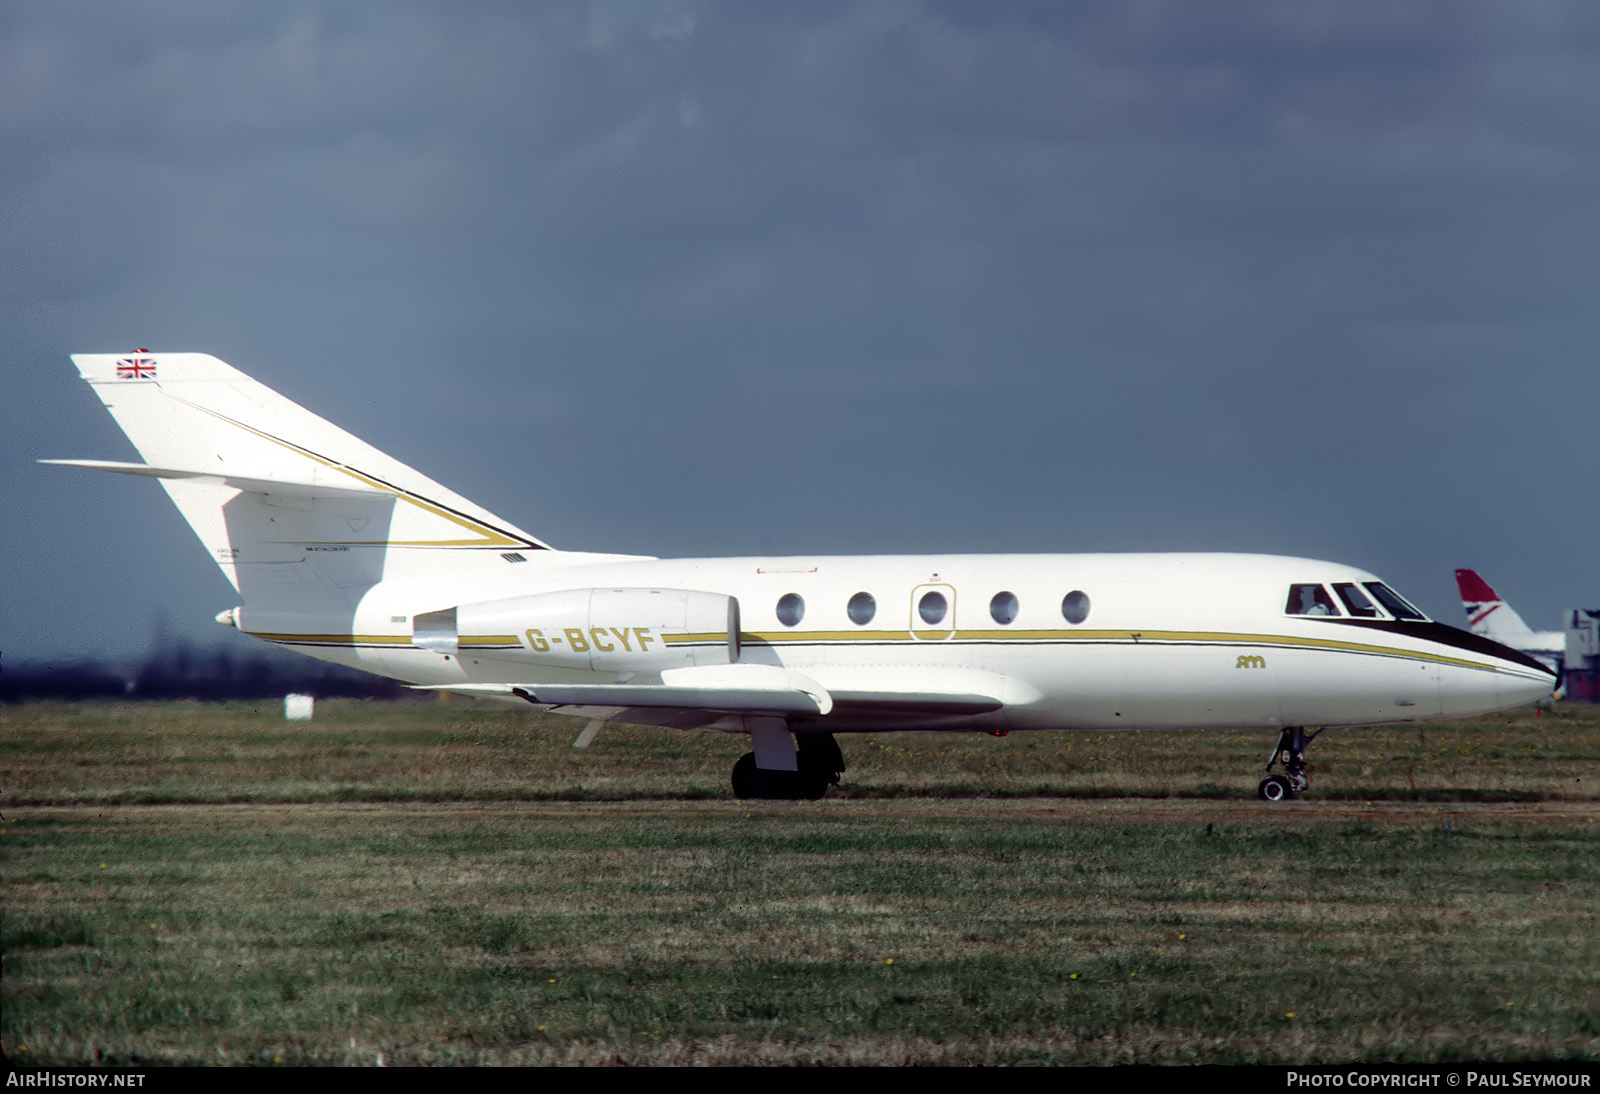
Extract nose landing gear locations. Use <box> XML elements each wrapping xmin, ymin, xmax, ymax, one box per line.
<box><xmin>1258</xmin><ymin>726</ymin><xmax>1323</xmax><ymax>801</ymax></box>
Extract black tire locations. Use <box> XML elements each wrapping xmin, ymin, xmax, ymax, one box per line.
<box><xmin>795</xmin><ymin>731</ymin><xmax>846</xmax><ymax>780</ymax></box>
<box><xmin>731</xmin><ymin>752</ymin><xmax>830</xmax><ymax>801</ymax></box>
<box><xmin>1257</xmin><ymin>775</ymin><xmax>1290</xmax><ymax>802</ymax></box>
<box><xmin>787</xmin><ymin>772</ymin><xmax>829</xmax><ymax>801</ymax></box>
<box><xmin>731</xmin><ymin>752</ymin><xmax>759</xmax><ymax>799</ymax></box>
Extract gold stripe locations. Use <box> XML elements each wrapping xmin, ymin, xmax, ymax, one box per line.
<box><xmin>258</xmin><ymin>627</ymin><xmax>1510</xmax><ymax>676</ymax></box>
<box><xmin>251</xmin><ymin>632</ymin><xmax>412</xmax><ymax>646</ymax></box>
<box><xmin>669</xmin><ymin>627</ymin><xmax>1499</xmax><ymax>673</ymax></box>
<box><xmin>665</xmin><ymin>629</ymin><xmax>915</xmax><ymax>645</ymax></box>
<box><xmin>254</xmin><ymin>632</ymin><xmax>520</xmax><ymax>648</ymax></box>
<box><xmin>178</xmin><ymin>398</ymin><xmax>531</xmax><ymax>549</ymax></box>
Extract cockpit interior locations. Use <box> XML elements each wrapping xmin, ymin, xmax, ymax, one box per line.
<box><xmin>1285</xmin><ymin>582</ymin><xmax>1427</xmax><ymax>621</ymax></box>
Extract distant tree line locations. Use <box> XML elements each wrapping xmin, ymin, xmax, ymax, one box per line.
<box><xmin>1</xmin><ymin>641</ymin><xmax>409</xmax><ymax>703</ymax></box>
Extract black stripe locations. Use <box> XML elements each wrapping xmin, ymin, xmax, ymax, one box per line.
<box><xmin>1312</xmin><ymin>618</ymin><xmax>1556</xmax><ymax>677</ymax></box>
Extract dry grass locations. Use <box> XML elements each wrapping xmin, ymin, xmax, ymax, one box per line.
<box><xmin>2</xmin><ymin>700</ymin><xmax>1597</xmax><ymax>1065</ymax></box>
<box><xmin>3</xmin><ymin>698</ymin><xmax>1595</xmax><ymax>806</ymax></box>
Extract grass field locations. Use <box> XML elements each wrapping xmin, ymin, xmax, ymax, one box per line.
<box><xmin>3</xmin><ymin>700</ymin><xmax>1597</xmax><ymax>1065</ymax></box>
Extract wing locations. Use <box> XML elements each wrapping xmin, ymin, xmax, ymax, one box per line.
<box><xmin>418</xmin><ymin>662</ymin><xmax>1012</xmax><ymax>730</ymax></box>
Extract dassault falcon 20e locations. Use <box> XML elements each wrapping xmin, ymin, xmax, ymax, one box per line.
<box><xmin>46</xmin><ymin>352</ymin><xmax>1556</xmax><ymax>801</ymax></box>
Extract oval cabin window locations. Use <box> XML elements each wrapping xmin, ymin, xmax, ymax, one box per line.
<box><xmin>990</xmin><ymin>591</ymin><xmax>1018</xmax><ymax>625</ymax></box>
<box><xmin>847</xmin><ymin>591</ymin><xmax>876</xmax><ymax>625</ymax></box>
<box><xmin>776</xmin><ymin>593</ymin><xmax>805</xmax><ymax>627</ymax></box>
<box><xmin>1061</xmin><ymin>590</ymin><xmax>1090</xmax><ymax>625</ymax></box>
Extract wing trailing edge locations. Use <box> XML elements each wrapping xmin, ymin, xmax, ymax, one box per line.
<box><xmin>413</xmin><ymin>662</ymin><xmax>1013</xmax><ymax>722</ymax></box>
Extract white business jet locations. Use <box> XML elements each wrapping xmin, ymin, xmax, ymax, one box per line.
<box><xmin>45</xmin><ymin>352</ymin><xmax>1556</xmax><ymax>801</ymax></box>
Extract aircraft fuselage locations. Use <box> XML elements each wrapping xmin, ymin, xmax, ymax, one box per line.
<box><xmin>241</xmin><ymin>551</ymin><xmax>1557</xmax><ymax>734</ymax></box>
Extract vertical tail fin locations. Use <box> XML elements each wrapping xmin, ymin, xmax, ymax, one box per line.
<box><xmin>48</xmin><ymin>352</ymin><xmax>551</xmax><ymax>598</ymax></box>
<box><xmin>1454</xmin><ymin>568</ymin><xmax>1537</xmax><ymax>643</ymax></box>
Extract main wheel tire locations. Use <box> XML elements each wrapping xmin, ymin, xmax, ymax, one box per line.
<box><xmin>731</xmin><ymin>752</ymin><xmax>830</xmax><ymax>801</ymax></box>
<box><xmin>1257</xmin><ymin>775</ymin><xmax>1291</xmax><ymax>802</ymax></box>
<box><xmin>731</xmin><ymin>752</ymin><xmax>759</xmax><ymax>799</ymax></box>
<box><xmin>795</xmin><ymin>731</ymin><xmax>846</xmax><ymax>780</ymax></box>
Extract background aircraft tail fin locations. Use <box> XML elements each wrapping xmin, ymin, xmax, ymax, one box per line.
<box><xmin>53</xmin><ymin>351</ymin><xmax>551</xmax><ymax>598</ymax></box>
<box><xmin>1454</xmin><ymin>568</ymin><xmax>1536</xmax><ymax>642</ymax></box>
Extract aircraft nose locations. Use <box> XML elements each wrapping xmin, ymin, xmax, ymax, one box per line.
<box><xmin>1482</xmin><ymin>635</ymin><xmax>1559</xmax><ymax>710</ymax></box>
<box><xmin>1436</xmin><ymin>634</ymin><xmax>1557</xmax><ymax>718</ymax></box>
<box><xmin>1498</xmin><ymin>660</ymin><xmax>1560</xmax><ymax>708</ymax></box>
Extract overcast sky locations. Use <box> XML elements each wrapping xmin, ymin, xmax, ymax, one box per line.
<box><xmin>4</xmin><ymin>1</ymin><xmax>1597</xmax><ymax>663</ymax></box>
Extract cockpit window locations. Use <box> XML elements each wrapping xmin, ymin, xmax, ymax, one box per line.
<box><xmin>1332</xmin><ymin>582</ymin><xmax>1379</xmax><ymax>618</ymax></box>
<box><xmin>1363</xmin><ymin>582</ymin><xmax>1427</xmax><ymax>621</ymax></box>
<box><xmin>1286</xmin><ymin>584</ymin><xmax>1341</xmax><ymax>616</ymax></box>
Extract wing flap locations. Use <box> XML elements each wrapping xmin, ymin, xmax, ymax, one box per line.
<box><xmin>829</xmin><ymin>691</ymin><xmax>1004</xmax><ymax>714</ymax></box>
<box><xmin>416</xmin><ymin>665</ymin><xmax>1016</xmax><ymax>722</ymax></box>
<box><xmin>521</xmin><ymin>684</ymin><xmax>827</xmax><ymax>715</ymax></box>
<box><xmin>411</xmin><ymin>681</ymin><xmax>826</xmax><ymax>717</ymax></box>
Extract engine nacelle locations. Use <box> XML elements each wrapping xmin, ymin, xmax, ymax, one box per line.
<box><xmin>414</xmin><ymin>587</ymin><xmax>740</xmax><ymax>673</ymax></box>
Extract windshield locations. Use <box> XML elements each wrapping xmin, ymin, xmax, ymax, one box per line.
<box><xmin>1363</xmin><ymin>582</ymin><xmax>1428</xmax><ymax>621</ymax></box>
<box><xmin>1286</xmin><ymin>584</ymin><xmax>1340</xmax><ymax>616</ymax></box>
<box><xmin>1285</xmin><ymin>580</ymin><xmax>1429</xmax><ymax>622</ymax></box>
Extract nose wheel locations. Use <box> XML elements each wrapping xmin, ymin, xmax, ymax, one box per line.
<box><xmin>1258</xmin><ymin>726</ymin><xmax>1323</xmax><ymax>801</ymax></box>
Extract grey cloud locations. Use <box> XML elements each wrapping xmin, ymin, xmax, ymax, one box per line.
<box><xmin>4</xmin><ymin>1</ymin><xmax>1597</xmax><ymax>660</ymax></box>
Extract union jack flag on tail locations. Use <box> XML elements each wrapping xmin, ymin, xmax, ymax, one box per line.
<box><xmin>116</xmin><ymin>350</ymin><xmax>157</xmax><ymax>380</ymax></box>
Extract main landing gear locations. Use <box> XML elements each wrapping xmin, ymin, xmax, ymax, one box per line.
<box><xmin>731</xmin><ymin>730</ymin><xmax>845</xmax><ymax>801</ymax></box>
<box><xmin>1258</xmin><ymin>726</ymin><xmax>1324</xmax><ymax>802</ymax></box>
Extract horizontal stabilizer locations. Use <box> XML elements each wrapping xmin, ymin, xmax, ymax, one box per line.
<box><xmin>39</xmin><ymin>459</ymin><xmax>391</xmax><ymax>500</ymax></box>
